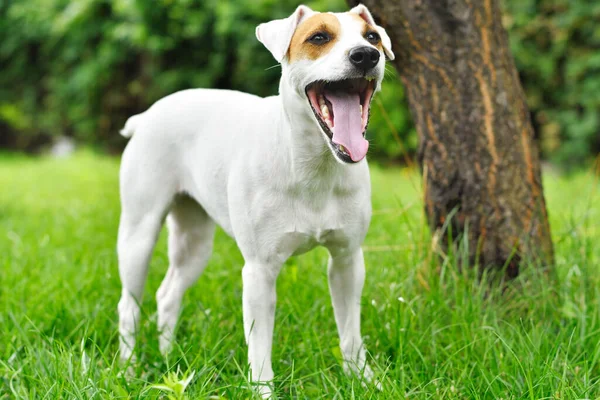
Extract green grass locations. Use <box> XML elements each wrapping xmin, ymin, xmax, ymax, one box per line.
<box><xmin>1</xmin><ymin>151</ymin><xmax>599</xmax><ymax>399</ymax></box>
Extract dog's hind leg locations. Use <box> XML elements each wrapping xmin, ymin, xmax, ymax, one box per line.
<box><xmin>327</xmin><ymin>248</ymin><xmax>377</xmax><ymax>385</ymax></box>
<box><xmin>117</xmin><ymin>208</ymin><xmax>165</xmax><ymax>362</ymax></box>
<box><xmin>156</xmin><ymin>195</ymin><xmax>215</xmax><ymax>355</ymax></box>
<box><xmin>117</xmin><ymin>149</ymin><xmax>175</xmax><ymax>362</ymax></box>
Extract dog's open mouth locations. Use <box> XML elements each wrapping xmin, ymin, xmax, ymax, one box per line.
<box><xmin>305</xmin><ymin>78</ymin><xmax>376</xmax><ymax>163</ymax></box>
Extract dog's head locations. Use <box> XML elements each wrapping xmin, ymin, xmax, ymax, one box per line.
<box><xmin>256</xmin><ymin>4</ymin><xmax>394</xmax><ymax>164</ymax></box>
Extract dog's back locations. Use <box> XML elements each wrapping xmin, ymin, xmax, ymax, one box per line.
<box><xmin>121</xmin><ymin>88</ymin><xmax>268</xmax><ymax>140</ymax></box>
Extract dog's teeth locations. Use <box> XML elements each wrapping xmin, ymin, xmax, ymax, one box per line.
<box><xmin>359</xmin><ymin>105</ymin><xmax>363</xmax><ymax>114</ymax></box>
<box><xmin>340</xmin><ymin>145</ymin><xmax>347</xmax><ymax>154</ymax></box>
<box><xmin>318</xmin><ymin>95</ymin><xmax>325</xmax><ymax>107</ymax></box>
<box><xmin>321</xmin><ymin>104</ymin><xmax>329</xmax><ymax>117</ymax></box>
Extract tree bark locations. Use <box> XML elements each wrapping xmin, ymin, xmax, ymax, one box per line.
<box><xmin>349</xmin><ymin>0</ymin><xmax>554</xmax><ymax>276</ymax></box>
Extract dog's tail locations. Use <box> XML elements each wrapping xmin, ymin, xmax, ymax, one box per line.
<box><xmin>120</xmin><ymin>114</ymin><xmax>144</xmax><ymax>138</ymax></box>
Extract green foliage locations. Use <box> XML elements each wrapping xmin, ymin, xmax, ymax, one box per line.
<box><xmin>503</xmin><ymin>0</ymin><xmax>600</xmax><ymax>165</ymax></box>
<box><xmin>1</xmin><ymin>153</ymin><xmax>600</xmax><ymax>398</ymax></box>
<box><xmin>0</xmin><ymin>0</ymin><xmax>597</xmax><ymax>164</ymax></box>
<box><xmin>150</xmin><ymin>368</ymin><xmax>196</xmax><ymax>400</ymax></box>
<box><xmin>368</xmin><ymin>69</ymin><xmax>416</xmax><ymax>162</ymax></box>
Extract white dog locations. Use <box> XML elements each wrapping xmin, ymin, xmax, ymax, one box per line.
<box><xmin>117</xmin><ymin>4</ymin><xmax>394</xmax><ymax>396</ymax></box>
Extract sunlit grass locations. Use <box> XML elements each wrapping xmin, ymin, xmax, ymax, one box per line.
<box><xmin>1</xmin><ymin>151</ymin><xmax>599</xmax><ymax>399</ymax></box>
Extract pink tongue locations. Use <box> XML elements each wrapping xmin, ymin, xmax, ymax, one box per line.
<box><xmin>325</xmin><ymin>91</ymin><xmax>368</xmax><ymax>162</ymax></box>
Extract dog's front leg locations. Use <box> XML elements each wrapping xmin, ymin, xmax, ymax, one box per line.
<box><xmin>242</xmin><ymin>261</ymin><xmax>281</xmax><ymax>398</ymax></box>
<box><xmin>327</xmin><ymin>248</ymin><xmax>377</xmax><ymax>384</ymax></box>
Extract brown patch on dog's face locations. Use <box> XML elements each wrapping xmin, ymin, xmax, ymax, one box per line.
<box><xmin>348</xmin><ymin>13</ymin><xmax>383</xmax><ymax>52</ymax></box>
<box><xmin>287</xmin><ymin>13</ymin><xmax>341</xmax><ymax>62</ymax></box>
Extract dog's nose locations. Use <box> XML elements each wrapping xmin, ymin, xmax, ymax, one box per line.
<box><xmin>349</xmin><ymin>46</ymin><xmax>380</xmax><ymax>72</ymax></box>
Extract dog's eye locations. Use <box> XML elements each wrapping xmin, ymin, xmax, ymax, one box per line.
<box><xmin>365</xmin><ymin>31</ymin><xmax>380</xmax><ymax>44</ymax></box>
<box><xmin>307</xmin><ymin>32</ymin><xmax>330</xmax><ymax>45</ymax></box>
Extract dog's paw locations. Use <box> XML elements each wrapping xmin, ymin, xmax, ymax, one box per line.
<box><xmin>158</xmin><ymin>333</ymin><xmax>174</xmax><ymax>357</ymax></box>
<box><xmin>117</xmin><ymin>365</ymin><xmax>137</xmax><ymax>381</ymax></box>
<box><xmin>343</xmin><ymin>361</ymin><xmax>382</xmax><ymax>391</ymax></box>
<box><xmin>253</xmin><ymin>381</ymin><xmax>275</xmax><ymax>399</ymax></box>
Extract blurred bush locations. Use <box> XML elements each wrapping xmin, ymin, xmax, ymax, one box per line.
<box><xmin>0</xmin><ymin>0</ymin><xmax>598</xmax><ymax>165</ymax></box>
<box><xmin>503</xmin><ymin>0</ymin><xmax>600</xmax><ymax>166</ymax></box>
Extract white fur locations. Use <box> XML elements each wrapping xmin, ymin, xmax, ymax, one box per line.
<box><xmin>117</xmin><ymin>4</ymin><xmax>393</xmax><ymax>398</ymax></box>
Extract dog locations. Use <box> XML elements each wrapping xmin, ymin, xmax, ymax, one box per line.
<box><xmin>117</xmin><ymin>4</ymin><xmax>394</xmax><ymax>397</ymax></box>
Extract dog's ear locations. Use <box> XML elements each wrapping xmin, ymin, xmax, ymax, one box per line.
<box><xmin>349</xmin><ymin>4</ymin><xmax>395</xmax><ymax>60</ymax></box>
<box><xmin>256</xmin><ymin>5</ymin><xmax>314</xmax><ymax>63</ymax></box>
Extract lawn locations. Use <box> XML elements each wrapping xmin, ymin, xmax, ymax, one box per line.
<box><xmin>1</xmin><ymin>151</ymin><xmax>599</xmax><ymax>399</ymax></box>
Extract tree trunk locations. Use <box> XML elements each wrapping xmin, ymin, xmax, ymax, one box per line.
<box><xmin>350</xmin><ymin>0</ymin><xmax>554</xmax><ymax>276</ymax></box>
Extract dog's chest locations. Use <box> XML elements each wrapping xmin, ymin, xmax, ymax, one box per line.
<box><xmin>282</xmin><ymin>189</ymin><xmax>368</xmax><ymax>256</ymax></box>
<box><xmin>231</xmin><ymin>162</ymin><xmax>371</xmax><ymax>260</ymax></box>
